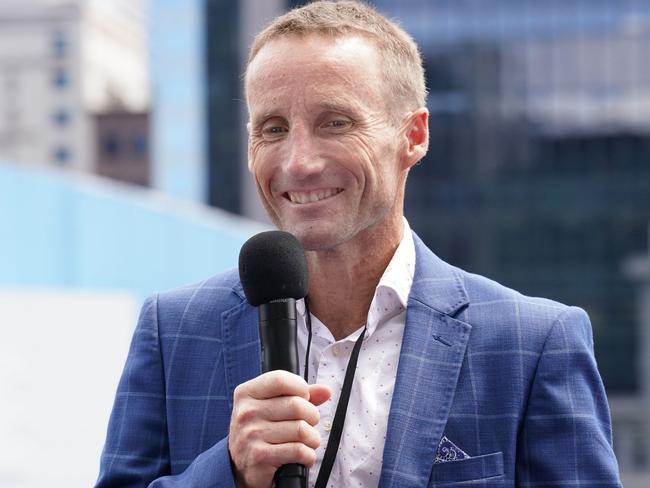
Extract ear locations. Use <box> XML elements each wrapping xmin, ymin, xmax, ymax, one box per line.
<box><xmin>401</xmin><ymin>108</ymin><xmax>429</xmax><ymax>170</ymax></box>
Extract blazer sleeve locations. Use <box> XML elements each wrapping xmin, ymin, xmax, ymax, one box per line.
<box><xmin>516</xmin><ymin>306</ymin><xmax>622</xmax><ymax>486</ymax></box>
<box><xmin>95</xmin><ymin>295</ymin><xmax>236</xmax><ymax>488</ymax></box>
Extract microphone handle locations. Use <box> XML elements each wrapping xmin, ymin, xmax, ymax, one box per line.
<box><xmin>258</xmin><ymin>299</ymin><xmax>306</xmax><ymax>488</ymax></box>
<box><xmin>274</xmin><ymin>463</ymin><xmax>307</xmax><ymax>488</ymax></box>
<box><xmin>258</xmin><ymin>299</ymin><xmax>299</xmax><ymax>373</ymax></box>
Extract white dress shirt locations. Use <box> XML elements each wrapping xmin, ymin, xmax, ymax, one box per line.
<box><xmin>296</xmin><ymin>218</ymin><xmax>416</xmax><ymax>488</ymax></box>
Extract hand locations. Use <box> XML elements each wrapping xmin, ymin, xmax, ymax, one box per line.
<box><xmin>228</xmin><ymin>370</ymin><xmax>332</xmax><ymax>488</ymax></box>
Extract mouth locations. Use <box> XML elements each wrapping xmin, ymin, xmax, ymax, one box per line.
<box><xmin>285</xmin><ymin>188</ymin><xmax>343</xmax><ymax>205</ymax></box>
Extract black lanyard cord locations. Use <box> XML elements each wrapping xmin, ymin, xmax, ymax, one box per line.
<box><xmin>303</xmin><ymin>300</ymin><xmax>313</xmax><ymax>382</ymax></box>
<box><xmin>303</xmin><ymin>299</ymin><xmax>367</xmax><ymax>488</ymax></box>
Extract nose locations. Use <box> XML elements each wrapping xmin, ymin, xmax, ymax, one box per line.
<box><xmin>283</xmin><ymin>125</ymin><xmax>324</xmax><ymax>179</ymax></box>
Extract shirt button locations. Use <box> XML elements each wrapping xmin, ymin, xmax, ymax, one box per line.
<box><xmin>331</xmin><ymin>345</ymin><xmax>340</xmax><ymax>356</ymax></box>
<box><xmin>323</xmin><ymin>420</ymin><xmax>332</xmax><ymax>431</ymax></box>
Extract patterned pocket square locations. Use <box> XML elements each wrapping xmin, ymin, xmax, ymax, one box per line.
<box><xmin>434</xmin><ymin>436</ymin><xmax>471</xmax><ymax>464</ymax></box>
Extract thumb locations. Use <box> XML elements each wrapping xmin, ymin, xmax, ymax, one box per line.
<box><xmin>308</xmin><ymin>384</ymin><xmax>332</xmax><ymax>406</ymax></box>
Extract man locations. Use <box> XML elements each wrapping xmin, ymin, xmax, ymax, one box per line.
<box><xmin>96</xmin><ymin>1</ymin><xmax>622</xmax><ymax>487</ymax></box>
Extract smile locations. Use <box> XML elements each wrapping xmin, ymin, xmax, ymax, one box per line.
<box><xmin>285</xmin><ymin>188</ymin><xmax>343</xmax><ymax>204</ymax></box>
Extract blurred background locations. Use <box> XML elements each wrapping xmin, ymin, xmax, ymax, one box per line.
<box><xmin>0</xmin><ymin>0</ymin><xmax>648</xmax><ymax>486</ymax></box>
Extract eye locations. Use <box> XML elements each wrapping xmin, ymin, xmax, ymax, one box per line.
<box><xmin>260</xmin><ymin>119</ymin><xmax>288</xmax><ymax>140</ymax></box>
<box><xmin>323</xmin><ymin>117</ymin><xmax>353</xmax><ymax>131</ymax></box>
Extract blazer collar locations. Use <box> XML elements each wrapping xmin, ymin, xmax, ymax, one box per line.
<box><xmin>409</xmin><ymin>231</ymin><xmax>469</xmax><ymax>317</ymax></box>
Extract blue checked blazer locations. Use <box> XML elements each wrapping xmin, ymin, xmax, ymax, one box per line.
<box><xmin>96</xmin><ymin>232</ymin><xmax>622</xmax><ymax>487</ymax></box>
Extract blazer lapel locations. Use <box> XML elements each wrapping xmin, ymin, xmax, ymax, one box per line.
<box><xmin>221</xmin><ymin>285</ymin><xmax>262</xmax><ymax>409</ymax></box>
<box><xmin>379</xmin><ymin>233</ymin><xmax>472</xmax><ymax>487</ymax></box>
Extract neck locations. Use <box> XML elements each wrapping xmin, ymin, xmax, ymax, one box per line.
<box><xmin>306</xmin><ymin>217</ymin><xmax>404</xmax><ymax>341</ymax></box>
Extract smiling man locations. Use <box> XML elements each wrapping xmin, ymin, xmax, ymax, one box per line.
<box><xmin>96</xmin><ymin>2</ymin><xmax>622</xmax><ymax>487</ymax></box>
<box><xmin>245</xmin><ymin>31</ymin><xmax>427</xmax><ymax>340</ymax></box>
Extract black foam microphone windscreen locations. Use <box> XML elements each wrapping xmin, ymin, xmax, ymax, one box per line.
<box><xmin>239</xmin><ymin>230</ymin><xmax>309</xmax><ymax>306</ymax></box>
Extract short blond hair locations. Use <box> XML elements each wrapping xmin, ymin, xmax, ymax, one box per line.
<box><xmin>246</xmin><ymin>0</ymin><xmax>427</xmax><ymax>116</ymax></box>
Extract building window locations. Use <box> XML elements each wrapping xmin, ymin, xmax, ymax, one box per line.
<box><xmin>52</xmin><ymin>109</ymin><xmax>70</xmax><ymax>127</ymax></box>
<box><xmin>52</xmin><ymin>146</ymin><xmax>71</xmax><ymax>165</ymax></box>
<box><xmin>132</xmin><ymin>134</ymin><xmax>147</xmax><ymax>157</ymax></box>
<box><xmin>103</xmin><ymin>135</ymin><xmax>120</xmax><ymax>159</ymax></box>
<box><xmin>51</xmin><ymin>30</ymin><xmax>67</xmax><ymax>58</ymax></box>
<box><xmin>52</xmin><ymin>68</ymin><xmax>69</xmax><ymax>89</ymax></box>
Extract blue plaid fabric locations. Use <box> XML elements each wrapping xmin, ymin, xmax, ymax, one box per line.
<box><xmin>96</xmin><ymin>233</ymin><xmax>622</xmax><ymax>487</ymax></box>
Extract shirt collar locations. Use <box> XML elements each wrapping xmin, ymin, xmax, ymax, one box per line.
<box><xmin>377</xmin><ymin>217</ymin><xmax>415</xmax><ymax>308</ymax></box>
<box><xmin>365</xmin><ymin>217</ymin><xmax>415</xmax><ymax>335</ymax></box>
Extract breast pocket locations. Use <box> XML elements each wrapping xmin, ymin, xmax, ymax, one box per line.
<box><xmin>429</xmin><ymin>451</ymin><xmax>504</xmax><ymax>485</ymax></box>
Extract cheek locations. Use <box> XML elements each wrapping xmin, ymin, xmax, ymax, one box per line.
<box><xmin>354</xmin><ymin>138</ymin><xmax>398</xmax><ymax>184</ymax></box>
<box><xmin>366</xmin><ymin>148</ymin><xmax>403</xmax><ymax>203</ymax></box>
<box><xmin>335</xmin><ymin>135</ymin><xmax>378</xmax><ymax>180</ymax></box>
<box><xmin>253</xmin><ymin>166</ymin><xmax>273</xmax><ymax>199</ymax></box>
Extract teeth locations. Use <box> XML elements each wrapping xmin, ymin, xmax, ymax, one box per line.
<box><xmin>288</xmin><ymin>188</ymin><xmax>342</xmax><ymax>204</ymax></box>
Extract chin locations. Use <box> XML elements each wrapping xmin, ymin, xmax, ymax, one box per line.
<box><xmin>283</xmin><ymin>223</ymin><xmax>349</xmax><ymax>252</ymax></box>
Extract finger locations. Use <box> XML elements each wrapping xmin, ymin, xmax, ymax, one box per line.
<box><xmin>238</xmin><ymin>370</ymin><xmax>310</xmax><ymax>401</ymax></box>
<box><xmin>249</xmin><ymin>441</ymin><xmax>318</xmax><ymax>469</ymax></box>
<box><xmin>261</xmin><ymin>395</ymin><xmax>321</xmax><ymax>425</ymax></box>
<box><xmin>308</xmin><ymin>384</ymin><xmax>331</xmax><ymax>406</ymax></box>
<box><xmin>260</xmin><ymin>419</ymin><xmax>321</xmax><ymax>449</ymax></box>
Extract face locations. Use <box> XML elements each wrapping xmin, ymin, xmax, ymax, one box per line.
<box><xmin>246</xmin><ymin>34</ymin><xmax>423</xmax><ymax>251</ymax></box>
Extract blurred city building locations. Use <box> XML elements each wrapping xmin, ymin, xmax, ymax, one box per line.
<box><xmin>0</xmin><ymin>0</ymin><xmax>148</xmax><ymax>177</ymax></box>
<box><xmin>0</xmin><ymin>1</ymin><xmax>87</xmax><ymax>170</ymax></box>
<box><xmin>81</xmin><ymin>0</ymin><xmax>148</xmax><ymax>113</ymax></box>
<box><xmin>150</xmin><ymin>0</ymin><xmax>279</xmax><ymax>217</ymax></box>
<box><xmin>149</xmin><ymin>0</ymin><xmax>207</xmax><ymax>202</ymax></box>
<box><xmin>621</xmin><ymin>243</ymin><xmax>650</xmax><ymax>481</ymax></box>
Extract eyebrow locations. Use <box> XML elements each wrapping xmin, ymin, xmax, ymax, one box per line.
<box><xmin>318</xmin><ymin>100</ymin><xmax>351</xmax><ymax>112</ymax></box>
<box><xmin>249</xmin><ymin>98</ymin><xmax>362</xmax><ymax>127</ymax></box>
<box><xmin>318</xmin><ymin>98</ymin><xmax>363</xmax><ymax>115</ymax></box>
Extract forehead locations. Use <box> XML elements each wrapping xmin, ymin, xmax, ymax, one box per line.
<box><xmin>245</xmin><ymin>34</ymin><xmax>385</xmax><ymax>116</ymax></box>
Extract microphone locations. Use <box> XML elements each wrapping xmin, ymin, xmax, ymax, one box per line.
<box><xmin>239</xmin><ymin>230</ymin><xmax>309</xmax><ymax>488</ymax></box>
